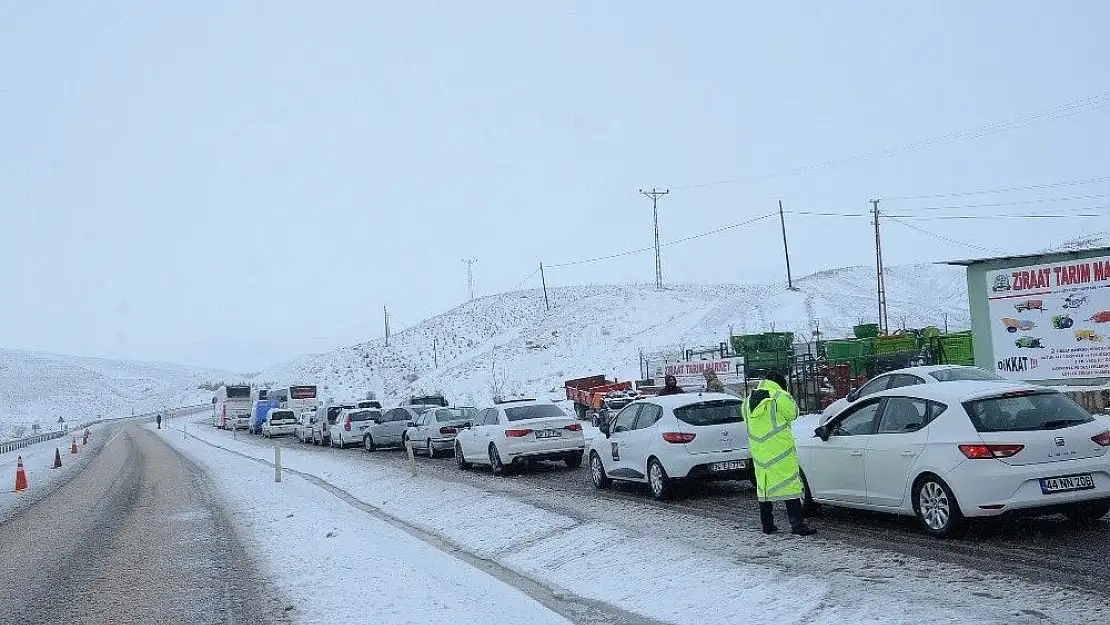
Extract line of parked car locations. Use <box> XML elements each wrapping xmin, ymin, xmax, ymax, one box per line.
<box><xmin>239</xmin><ymin>365</ymin><xmax>1110</xmax><ymax>538</ymax></box>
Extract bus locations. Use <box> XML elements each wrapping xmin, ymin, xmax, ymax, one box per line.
<box><xmin>272</xmin><ymin>385</ymin><xmax>318</xmax><ymax>416</ymax></box>
<box><xmin>213</xmin><ymin>384</ymin><xmax>253</xmax><ymax>429</ymax></box>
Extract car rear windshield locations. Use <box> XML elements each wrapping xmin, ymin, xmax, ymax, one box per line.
<box><xmin>435</xmin><ymin>408</ymin><xmax>467</xmax><ymax>421</ymax></box>
<box><xmin>962</xmin><ymin>391</ymin><xmax>1093</xmax><ymax>432</ymax></box>
<box><xmin>928</xmin><ymin>368</ymin><xmax>1003</xmax><ymax>382</ymax></box>
<box><xmin>505</xmin><ymin>404</ymin><xmax>566</xmax><ymax>422</ymax></box>
<box><xmin>673</xmin><ymin>399</ymin><xmax>744</xmax><ymax>426</ymax></box>
<box><xmin>349</xmin><ymin>411</ymin><xmax>377</xmax><ymax>421</ymax></box>
<box><xmin>270</xmin><ymin>411</ymin><xmax>294</xmax><ymax>421</ymax></box>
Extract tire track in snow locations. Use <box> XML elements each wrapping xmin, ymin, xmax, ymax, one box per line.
<box><xmin>173</xmin><ymin>427</ymin><xmax>669</xmax><ymax>625</ymax></box>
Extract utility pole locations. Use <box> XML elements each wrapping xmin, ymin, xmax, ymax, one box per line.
<box><xmin>462</xmin><ymin>258</ymin><xmax>477</xmax><ymax>301</ymax></box>
<box><xmin>639</xmin><ymin>188</ymin><xmax>669</xmax><ymax>289</ymax></box>
<box><xmin>384</xmin><ymin>305</ymin><xmax>390</xmax><ymax>347</ymax></box>
<box><xmin>778</xmin><ymin>200</ymin><xmax>795</xmax><ymax>290</ymax></box>
<box><xmin>871</xmin><ymin>199</ymin><xmax>889</xmax><ymax>334</ymax></box>
<box><xmin>539</xmin><ymin>262</ymin><xmax>550</xmax><ymax>311</ymax></box>
<box><xmin>433</xmin><ymin>337</ymin><xmax>438</xmax><ymax>368</ymax></box>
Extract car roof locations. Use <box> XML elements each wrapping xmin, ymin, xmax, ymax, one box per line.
<box><xmin>872</xmin><ymin>364</ymin><xmax>988</xmax><ymax>378</ymax></box>
<box><xmin>642</xmin><ymin>392</ymin><xmax>743</xmax><ymax>409</ymax></box>
<box><xmin>867</xmin><ymin>379</ymin><xmax>1042</xmax><ymax>403</ymax></box>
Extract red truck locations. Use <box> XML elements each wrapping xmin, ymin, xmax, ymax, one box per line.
<box><xmin>564</xmin><ymin>375</ymin><xmax>634</xmax><ymax>420</ymax></box>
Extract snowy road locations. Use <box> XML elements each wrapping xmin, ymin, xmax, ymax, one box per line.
<box><xmin>0</xmin><ymin>423</ymin><xmax>286</xmax><ymax>625</ymax></box>
<box><xmin>168</xmin><ymin>415</ymin><xmax>1109</xmax><ymax>625</ymax></box>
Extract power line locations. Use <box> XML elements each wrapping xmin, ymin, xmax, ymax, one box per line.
<box><xmin>886</xmin><ymin>212</ymin><xmax>1107</xmax><ymax>220</ymax></box>
<box><xmin>885</xmin><ymin>216</ymin><xmax>1003</xmax><ymax>254</ymax></box>
<box><xmin>546</xmin><ymin>213</ymin><xmax>775</xmax><ymax>270</ymax></box>
<box><xmin>883</xmin><ymin>174</ymin><xmax>1110</xmax><ymax>201</ymax></box>
<box><xmin>887</xmin><ymin>191</ymin><xmax>1110</xmax><ymax>211</ymax></box>
<box><xmin>672</xmin><ymin>91</ymin><xmax>1110</xmax><ymax>191</ymax></box>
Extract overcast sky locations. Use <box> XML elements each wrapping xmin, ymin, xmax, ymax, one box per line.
<box><xmin>2</xmin><ymin>2</ymin><xmax>1108</xmax><ymax>372</ymax></box>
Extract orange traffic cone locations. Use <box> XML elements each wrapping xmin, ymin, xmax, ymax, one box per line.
<box><xmin>83</xmin><ymin>429</ymin><xmax>89</xmax><ymax>445</ymax></box>
<box><xmin>14</xmin><ymin>456</ymin><xmax>28</xmax><ymax>492</ymax></box>
<box><xmin>54</xmin><ymin>448</ymin><xmax>62</xmax><ymax>469</ymax></box>
<box><xmin>70</xmin><ymin>438</ymin><xmax>78</xmax><ymax>454</ymax></box>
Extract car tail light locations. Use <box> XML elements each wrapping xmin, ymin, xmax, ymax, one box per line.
<box><xmin>958</xmin><ymin>443</ymin><xmax>1024</xmax><ymax>459</ymax></box>
<box><xmin>563</xmin><ymin>423</ymin><xmax>582</xmax><ymax>431</ymax></box>
<box><xmin>662</xmin><ymin>432</ymin><xmax>696</xmax><ymax>444</ymax></box>
<box><xmin>504</xmin><ymin>428</ymin><xmax>533</xmax><ymax>437</ymax></box>
<box><xmin>439</xmin><ymin>426</ymin><xmax>457</xmax><ymax>435</ymax></box>
<box><xmin>1092</xmin><ymin>431</ymin><xmax>1110</xmax><ymax>447</ymax></box>
<box><xmin>344</xmin><ymin>419</ymin><xmax>351</xmax><ymax>431</ymax></box>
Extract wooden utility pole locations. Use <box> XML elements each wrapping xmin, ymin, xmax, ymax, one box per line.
<box><xmin>540</xmin><ymin>262</ymin><xmax>550</xmax><ymax>311</ymax></box>
<box><xmin>778</xmin><ymin>200</ymin><xmax>795</xmax><ymax>290</ymax></box>
<box><xmin>639</xmin><ymin>188</ymin><xmax>669</xmax><ymax>289</ymax></box>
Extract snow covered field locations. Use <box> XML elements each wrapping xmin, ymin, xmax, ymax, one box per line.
<box><xmin>0</xmin><ymin>349</ymin><xmax>238</xmax><ymax>439</ymax></box>
<box><xmin>157</xmin><ymin>414</ymin><xmax>1104</xmax><ymax>625</ymax></box>
<box><xmin>259</xmin><ymin>263</ymin><xmax>970</xmax><ymax>408</ymax></box>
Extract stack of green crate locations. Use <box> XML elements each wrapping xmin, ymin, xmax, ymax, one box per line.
<box><xmin>935</xmin><ymin>331</ymin><xmax>974</xmax><ymax>366</ymax></box>
<box><xmin>733</xmin><ymin>332</ymin><xmax>795</xmax><ymax>375</ymax></box>
<box><xmin>853</xmin><ymin>323</ymin><xmax>880</xmax><ymax>339</ymax></box>
<box><xmin>874</xmin><ymin>334</ymin><xmax>920</xmax><ymax>355</ymax></box>
<box><xmin>823</xmin><ymin>337</ymin><xmax>875</xmax><ymax>376</ymax></box>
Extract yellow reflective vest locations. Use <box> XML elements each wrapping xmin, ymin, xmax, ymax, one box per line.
<box><xmin>742</xmin><ymin>380</ymin><xmax>803</xmax><ymax>502</ymax></box>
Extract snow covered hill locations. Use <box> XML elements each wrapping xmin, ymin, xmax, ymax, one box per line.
<box><xmin>0</xmin><ymin>350</ymin><xmax>238</xmax><ymax>439</ymax></box>
<box><xmin>257</xmin><ymin>262</ymin><xmax>971</xmax><ymax>408</ymax></box>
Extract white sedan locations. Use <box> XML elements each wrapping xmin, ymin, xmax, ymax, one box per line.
<box><xmin>454</xmin><ymin>399</ymin><xmax>585</xmax><ymax>474</ymax></box>
<box><xmin>797</xmin><ymin>380</ymin><xmax>1110</xmax><ymax>537</ymax></box>
<box><xmin>589</xmin><ymin>393</ymin><xmax>752</xmax><ymax>500</ymax></box>
<box><xmin>821</xmin><ymin>365</ymin><xmax>1006</xmax><ymax>423</ymax></box>
<box><xmin>405</xmin><ymin>407</ymin><xmax>476</xmax><ymax>458</ymax></box>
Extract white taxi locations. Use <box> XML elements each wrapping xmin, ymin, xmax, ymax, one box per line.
<box><xmin>589</xmin><ymin>393</ymin><xmax>751</xmax><ymax>500</ymax></box>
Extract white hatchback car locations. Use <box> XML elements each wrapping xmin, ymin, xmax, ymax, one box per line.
<box><xmin>589</xmin><ymin>393</ymin><xmax>752</xmax><ymax>500</ymax></box>
<box><xmin>454</xmin><ymin>399</ymin><xmax>584</xmax><ymax>474</ymax></box>
<box><xmin>331</xmin><ymin>408</ymin><xmax>378</xmax><ymax>449</ymax></box>
<box><xmin>262</xmin><ymin>409</ymin><xmax>298</xmax><ymax>438</ymax></box>
<box><xmin>821</xmin><ymin>365</ymin><xmax>1006</xmax><ymax>423</ymax></box>
<box><xmin>798</xmin><ymin>380</ymin><xmax>1110</xmax><ymax>537</ymax></box>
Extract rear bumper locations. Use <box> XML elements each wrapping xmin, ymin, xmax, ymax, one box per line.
<box><xmin>429</xmin><ymin>436</ymin><xmax>457</xmax><ymax>451</ymax></box>
<box><xmin>509</xmin><ymin>447</ymin><xmax>585</xmax><ymax>463</ymax></box>
<box><xmin>945</xmin><ymin>457</ymin><xmax>1110</xmax><ymax>517</ymax></box>
<box><xmin>266</xmin><ymin>426</ymin><xmax>297</xmax><ymax>437</ymax></box>
<box><xmin>665</xmin><ymin>450</ymin><xmax>753</xmax><ymax>480</ymax></box>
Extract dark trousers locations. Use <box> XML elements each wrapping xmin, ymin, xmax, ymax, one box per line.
<box><xmin>759</xmin><ymin>499</ymin><xmax>805</xmax><ymax>531</ymax></box>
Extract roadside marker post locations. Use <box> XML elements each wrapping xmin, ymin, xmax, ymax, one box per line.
<box><xmin>406</xmin><ymin>440</ymin><xmax>416</xmax><ymax>477</ymax></box>
<box><xmin>275</xmin><ymin>440</ymin><xmax>282</xmax><ymax>483</ymax></box>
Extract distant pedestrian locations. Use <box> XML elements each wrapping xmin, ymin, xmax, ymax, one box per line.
<box><xmin>156</xmin><ymin>413</ymin><xmax>162</xmax><ymax>429</ymax></box>
<box><xmin>742</xmin><ymin>371</ymin><xmax>814</xmax><ymax>536</ymax></box>
<box><xmin>656</xmin><ymin>375</ymin><xmax>685</xmax><ymax>396</ymax></box>
<box><xmin>703</xmin><ymin>370</ymin><xmax>728</xmax><ymax>394</ymax></box>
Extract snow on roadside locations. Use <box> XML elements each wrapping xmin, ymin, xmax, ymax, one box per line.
<box><xmin>150</xmin><ymin>424</ymin><xmax>572</xmax><ymax>625</ymax></box>
<box><xmin>0</xmin><ymin>422</ymin><xmax>112</xmax><ymax>523</ymax></box>
<box><xmin>157</xmin><ymin>416</ymin><xmax>1095</xmax><ymax>625</ymax></box>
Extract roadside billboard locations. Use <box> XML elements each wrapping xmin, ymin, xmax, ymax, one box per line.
<box><xmin>986</xmin><ymin>255</ymin><xmax>1110</xmax><ymax>380</ymax></box>
<box><xmin>656</xmin><ymin>357</ymin><xmax>743</xmax><ymax>388</ymax></box>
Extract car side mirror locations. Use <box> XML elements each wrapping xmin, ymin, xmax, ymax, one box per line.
<box><xmin>846</xmin><ymin>389</ymin><xmax>860</xmax><ymax>402</ymax></box>
<box><xmin>599</xmin><ymin>421</ymin><xmax>610</xmax><ymax>437</ymax></box>
<box><xmin>814</xmin><ymin>425</ymin><xmax>830</xmax><ymax>441</ymax></box>
<box><xmin>407</xmin><ymin>421</ymin><xmax>415</xmax><ymax>427</ymax></box>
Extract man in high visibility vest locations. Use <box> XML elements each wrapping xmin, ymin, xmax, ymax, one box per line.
<box><xmin>742</xmin><ymin>372</ymin><xmax>815</xmax><ymax>536</ymax></box>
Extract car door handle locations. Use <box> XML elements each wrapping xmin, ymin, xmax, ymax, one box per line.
<box><xmin>849</xmin><ymin>450</ymin><xmax>864</xmax><ymax>457</ymax></box>
<box><xmin>900</xmin><ymin>450</ymin><xmax>916</xmax><ymax>457</ymax></box>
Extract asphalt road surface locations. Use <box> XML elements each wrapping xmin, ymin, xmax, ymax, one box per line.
<box><xmin>0</xmin><ymin>423</ymin><xmax>288</xmax><ymax>625</ymax></box>
<box><xmin>223</xmin><ymin>422</ymin><xmax>1110</xmax><ymax>598</ymax></box>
